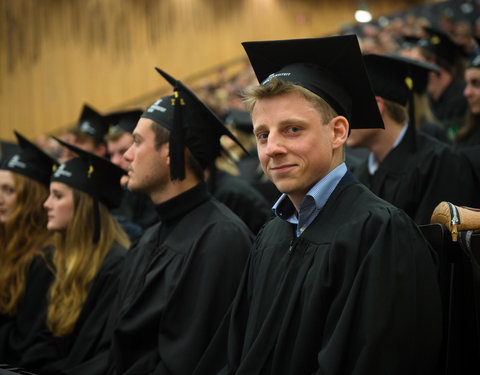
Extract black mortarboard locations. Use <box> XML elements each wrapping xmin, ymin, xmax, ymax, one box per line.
<box><xmin>51</xmin><ymin>137</ymin><xmax>125</xmax><ymax>209</ymax></box>
<box><xmin>364</xmin><ymin>53</ymin><xmax>441</xmax><ymax>129</ymax></box>
<box><xmin>51</xmin><ymin>137</ymin><xmax>126</xmax><ymax>242</ymax></box>
<box><xmin>0</xmin><ymin>131</ymin><xmax>58</xmax><ymax>187</ymax></box>
<box><xmin>241</xmin><ymin>35</ymin><xmax>384</xmax><ymax>130</ymax></box>
<box><xmin>399</xmin><ymin>35</ymin><xmax>422</xmax><ymax>50</ymax></box>
<box><xmin>74</xmin><ymin>104</ymin><xmax>108</xmax><ymax>144</ymax></box>
<box><xmin>468</xmin><ymin>36</ymin><xmax>480</xmax><ymax>68</ymax></box>
<box><xmin>420</xmin><ymin>26</ymin><xmax>465</xmax><ymax>66</ymax></box>
<box><xmin>224</xmin><ymin>109</ymin><xmax>253</xmax><ymax>134</ymax></box>
<box><xmin>141</xmin><ymin>68</ymin><xmax>247</xmax><ymax>180</ymax></box>
<box><xmin>364</xmin><ymin>53</ymin><xmax>440</xmax><ymax>105</ymax></box>
<box><xmin>0</xmin><ymin>141</ymin><xmax>20</xmax><ymax>166</ymax></box>
<box><xmin>104</xmin><ymin>109</ymin><xmax>143</xmax><ymax>135</ymax></box>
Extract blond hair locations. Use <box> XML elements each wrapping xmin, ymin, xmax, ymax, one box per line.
<box><xmin>0</xmin><ymin>173</ymin><xmax>52</xmax><ymax>316</ymax></box>
<box><xmin>242</xmin><ymin>77</ymin><xmax>338</xmax><ymax>124</ymax></box>
<box><xmin>47</xmin><ymin>189</ymin><xmax>130</xmax><ymax>336</ymax></box>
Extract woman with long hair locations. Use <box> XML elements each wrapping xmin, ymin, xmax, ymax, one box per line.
<box><xmin>457</xmin><ymin>54</ymin><xmax>480</xmax><ymax>147</ymax></box>
<box><xmin>0</xmin><ymin>132</ymin><xmax>57</xmax><ymax>364</ymax></box>
<box><xmin>20</xmin><ymin>138</ymin><xmax>130</xmax><ymax>374</ymax></box>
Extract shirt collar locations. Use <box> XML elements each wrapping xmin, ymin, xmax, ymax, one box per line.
<box><xmin>272</xmin><ymin>163</ymin><xmax>347</xmax><ymax>227</ymax></box>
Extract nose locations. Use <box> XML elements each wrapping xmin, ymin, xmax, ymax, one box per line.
<box><xmin>43</xmin><ymin>195</ymin><xmax>52</xmax><ymax>210</ymax></box>
<box><xmin>124</xmin><ymin>144</ymin><xmax>134</xmax><ymax>163</ymax></box>
<box><xmin>265</xmin><ymin>132</ymin><xmax>286</xmax><ymax>158</ymax></box>
<box><xmin>464</xmin><ymin>84</ymin><xmax>472</xmax><ymax>98</ymax></box>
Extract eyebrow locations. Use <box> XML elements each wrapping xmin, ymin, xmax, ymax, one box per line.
<box><xmin>253</xmin><ymin>124</ymin><xmax>268</xmax><ymax>135</ymax></box>
<box><xmin>254</xmin><ymin>118</ymin><xmax>308</xmax><ymax>134</ymax></box>
<box><xmin>132</xmin><ymin>133</ymin><xmax>143</xmax><ymax>142</ymax></box>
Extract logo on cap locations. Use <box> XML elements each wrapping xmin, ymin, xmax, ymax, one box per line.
<box><xmin>53</xmin><ymin>164</ymin><xmax>72</xmax><ymax>178</ymax></box>
<box><xmin>473</xmin><ymin>55</ymin><xmax>480</xmax><ymax>67</ymax></box>
<box><xmin>79</xmin><ymin>121</ymin><xmax>97</xmax><ymax>135</ymax></box>
<box><xmin>262</xmin><ymin>72</ymin><xmax>292</xmax><ymax>85</ymax></box>
<box><xmin>7</xmin><ymin>155</ymin><xmax>26</xmax><ymax>169</ymax></box>
<box><xmin>147</xmin><ymin>99</ymin><xmax>167</xmax><ymax>114</ymax></box>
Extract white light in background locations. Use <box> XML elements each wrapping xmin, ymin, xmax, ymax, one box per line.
<box><xmin>355</xmin><ymin>9</ymin><xmax>372</xmax><ymax>23</ymax></box>
<box><xmin>355</xmin><ymin>2</ymin><xmax>372</xmax><ymax>24</ymax></box>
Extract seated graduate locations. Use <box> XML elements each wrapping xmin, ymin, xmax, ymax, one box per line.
<box><xmin>193</xmin><ymin>35</ymin><xmax>443</xmax><ymax>375</ymax></box>
<box><xmin>457</xmin><ymin>48</ymin><xmax>480</xmax><ymax>177</ymax></box>
<box><xmin>416</xmin><ymin>27</ymin><xmax>469</xmax><ymax>139</ymax></box>
<box><xmin>457</xmin><ymin>48</ymin><xmax>480</xmax><ymax>148</ymax></box>
<box><xmin>398</xmin><ymin>36</ymin><xmax>450</xmax><ymax>143</ymax></box>
<box><xmin>103</xmin><ymin>109</ymin><xmax>160</xmax><ymax>240</ymax></box>
<box><xmin>64</xmin><ymin>68</ymin><xmax>253</xmax><ymax>375</ymax></box>
<box><xmin>19</xmin><ymin>139</ymin><xmax>130</xmax><ymax>374</ymax></box>
<box><xmin>0</xmin><ymin>132</ymin><xmax>57</xmax><ymax>364</ymax></box>
<box><xmin>347</xmin><ymin>53</ymin><xmax>479</xmax><ymax>224</ymax></box>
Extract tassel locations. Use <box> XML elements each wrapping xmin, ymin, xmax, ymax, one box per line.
<box><xmin>169</xmin><ymin>86</ymin><xmax>186</xmax><ymax>180</ymax></box>
<box><xmin>405</xmin><ymin>75</ymin><xmax>415</xmax><ymax>130</ymax></box>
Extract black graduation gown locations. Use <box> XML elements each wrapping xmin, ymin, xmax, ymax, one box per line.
<box><xmin>208</xmin><ymin>168</ymin><xmax>273</xmax><ymax>234</ymax></box>
<box><xmin>111</xmin><ymin>188</ymin><xmax>160</xmax><ymax>241</ymax></box>
<box><xmin>353</xmin><ymin>124</ymin><xmax>479</xmax><ymax>224</ymax></box>
<box><xmin>236</xmin><ymin>148</ymin><xmax>263</xmax><ymax>185</ymax></box>
<box><xmin>195</xmin><ymin>172</ymin><xmax>443</xmax><ymax>375</ymax></box>
<box><xmin>0</xmin><ymin>248</ymin><xmax>54</xmax><ymax>365</ymax></box>
<box><xmin>428</xmin><ymin>79</ymin><xmax>467</xmax><ymax>132</ymax></box>
<box><xmin>70</xmin><ymin>182</ymin><xmax>252</xmax><ymax>375</ymax></box>
<box><xmin>418</xmin><ymin>120</ymin><xmax>450</xmax><ymax>144</ymax></box>
<box><xmin>19</xmin><ymin>243</ymin><xmax>127</xmax><ymax>374</ymax></box>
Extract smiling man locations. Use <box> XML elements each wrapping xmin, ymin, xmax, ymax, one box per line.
<box><xmin>194</xmin><ymin>35</ymin><xmax>443</xmax><ymax>375</ymax></box>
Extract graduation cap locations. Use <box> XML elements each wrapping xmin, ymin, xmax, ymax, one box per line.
<box><xmin>51</xmin><ymin>137</ymin><xmax>126</xmax><ymax>242</ymax></box>
<box><xmin>363</xmin><ymin>53</ymin><xmax>440</xmax><ymax>129</ymax></box>
<box><xmin>241</xmin><ymin>34</ymin><xmax>384</xmax><ymax>130</ymax></box>
<box><xmin>224</xmin><ymin>109</ymin><xmax>253</xmax><ymax>134</ymax></box>
<box><xmin>0</xmin><ymin>131</ymin><xmax>58</xmax><ymax>187</ymax></box>
<box><xmin>420</xmin><ymin>26</ymin><xmax>466</xmax><ymax>66</ymax></box>
<box><xmin>0</xmin><ymin>141</ymin><xmax>20</xmax><ymax>167</ymax></box>
<box><xmin>141</xmin><ymin>68</ymin><xmax>247</xmax><ymax>180</ymax></box>
<box><xmin>104</xmin><ymin>109</ymin><xmax>143</xmax><ymax>135</ymax></box>
<box><xmin>399</xmin><ymin>35</ymin><xmax>422</xmax><ymax>50</ymax></box>
<box><xmin>74</xmin><ymin>104</ymin><xmax>108</xmax><ymax>144</ymax></box>
<box><xmin>364</xmin><ymin>53</ymin><xmax>440</xmax><ymax>104</ymax></box>
<box><xmin>468</xmin><ymin>36</ymin><xmax>480</xmax><ymax>68</ymax></box>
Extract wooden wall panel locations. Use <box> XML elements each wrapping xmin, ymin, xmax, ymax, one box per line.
<box><xmin>0</xmin><ymin>0</ymin><xmax>432</xmax><ymax>141</ymax></box>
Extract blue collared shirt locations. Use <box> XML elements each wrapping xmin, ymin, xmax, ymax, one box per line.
<box><xmin>368</xmin><ymin>123</ymin><xmax>408</xmax><ymax>175</ymax></box>
<box><xmin>272</xmin><ymin>163</ymin><xmax>348</xmax><ymax>237</ymax></box>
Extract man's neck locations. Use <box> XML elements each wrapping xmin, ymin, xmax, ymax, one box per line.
<box><xmin>369</xmin><ymin>117</ymin><xmax>405</xmax><ymax>163</ymax></box>
<box><xmin>150</xmin><ymin>175</ymin><xmax>200</xmax><ymax>205</ymax></box>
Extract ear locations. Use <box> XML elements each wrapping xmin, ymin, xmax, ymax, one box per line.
<box><xmin>375</xmin><ymin>96</ymin><xmax>385</xmax><ymax>115</ymax></box>
<box><xmin>164</xmin><ymin>142</ymin><xmax>170</xmax><ymax>166</ymax></box>
<box><xmin>330</xmin><ymin>116</ymin><xmax>349</xmax><ymax>150</ymax></box>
